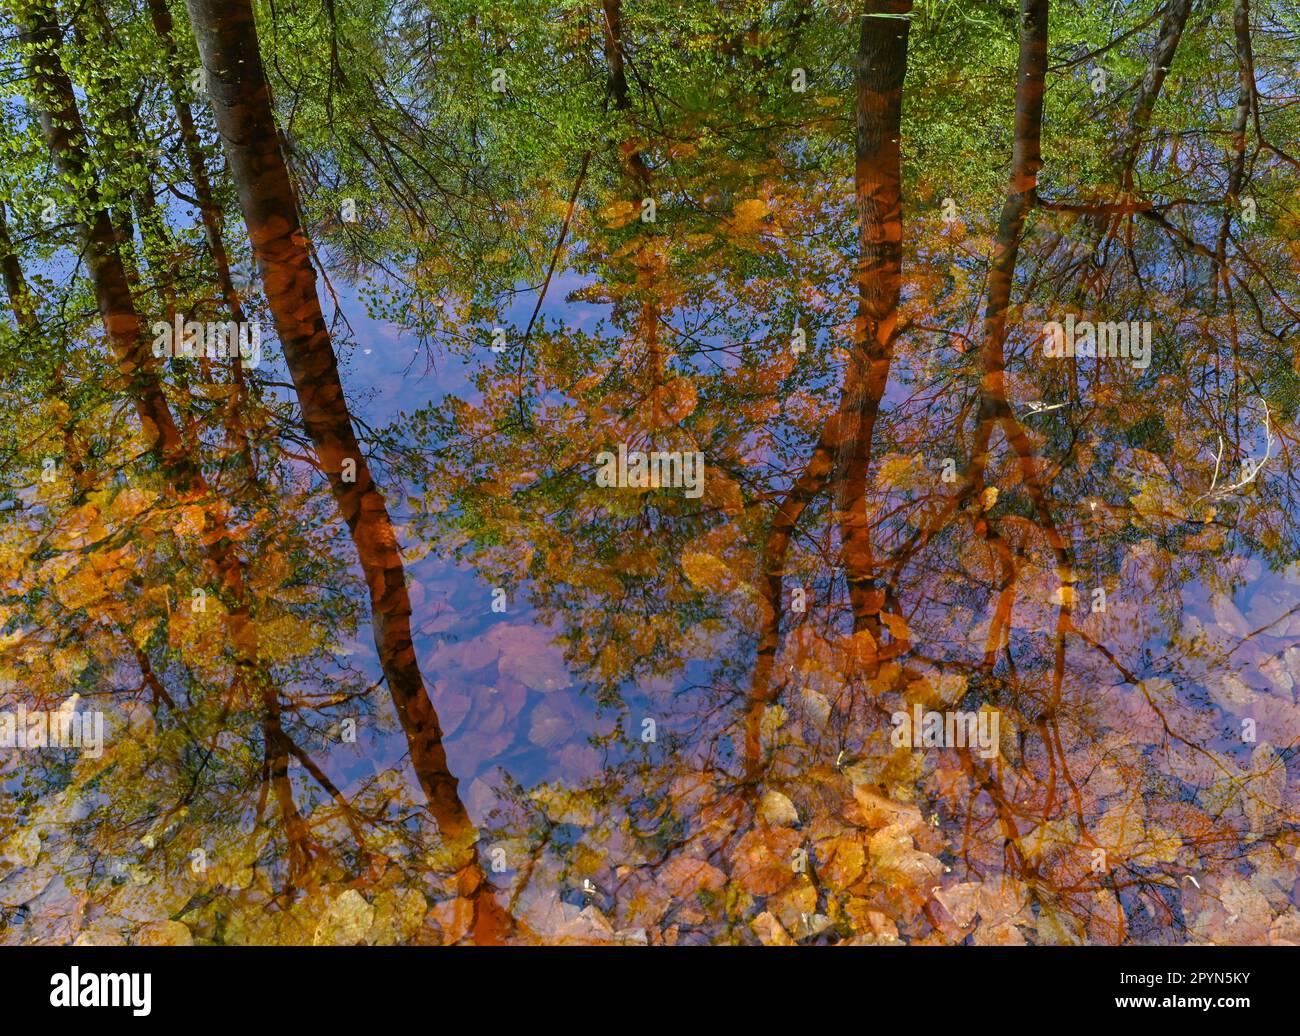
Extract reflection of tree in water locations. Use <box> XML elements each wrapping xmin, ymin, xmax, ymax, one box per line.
<box><xmin>0</xmin><ymin>0</ymin><xmax>1297</xmax><ymax>944</ymax></box>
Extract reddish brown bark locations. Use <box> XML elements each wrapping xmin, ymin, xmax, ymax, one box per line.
<box><xmin>969</xmin><ymin>0</ymin><xmax>1073</xmax><ymax>683</ymax></box>
<box><xmin>183</xmin><ymin>0</ymin><xmax>508</xmax><ymax>939</ymax></box>
<box><xmin>744</xmin><ymin>1</ymin><xmax>913</xmax><ymax>776</ymax></box>
<box><xmin>835</xmin><ymin>0</ymin><xmax>912</xmax><ymax>639</ymax></box>
<box><xmin>972</xmin><ymin>0</ymin><xmax>1068</xmax><ymax>572</ymax></box>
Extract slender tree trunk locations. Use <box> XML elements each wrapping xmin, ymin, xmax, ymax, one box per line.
<box><xmin>183</xmin><ymin>0</ymin><xmax>463</xmax><ymax>831</ymax></box>
<box><xmin>600</xmin><ymin>0</ymin><xmax>651</xmax><ymax>186</ymax></box>
<box><xmin>1118</xmin><ymin>0</ymin><xmax>1194</xmax><ymax>185</ymax></box>
<box><xmin>970</xmin><ymin>0</ymin><xmax>1074</xmax><ymax>676</ymax></box>
<box><xmin>973</xmin><ymin>0</ymin><xmax>1057</xmax><ymax>499</ymax></box>
<box><xmin>1212</xmin><ymin>0</ymin><xmax>1255</xmax><ymax>295</ymax></box>
<box><xmin>181</xmin><ymin>0</ymin><xmax>502</xmax><ymax>924</ymax></box>
<box><xmin>958</xmin><ymin>0</ymin><xmax>1078</xmax><ymax>862</ymax></box>
<box><xmin>978</xmin><ymin>0</ymin><xmax>1048</xmax><ymax>400</ymax></box>
<box><xmin>744</xmin><ymin>0</ymin><xmax>912</xmax><ymax>775</ymax></box>
<box><xmin>1080</xmin><ymin>0</ymin><xmax>1194</xmax><ymax>248</ymax></box>
<box><xmin>744</xmin><ymin>417</ymin><xmax>837</xmax><ymax>778</ymax></box>
<box><xmin>13</xmin><ymin>0</ymin><xmax>320</xmax><ymax>879</ymax></box>
<box><xmin>16</xmin><ymin>0</ymin><xmax>193</xmax><ymax>486</ymax></box>
<box><xmin>145</xmin><ymin>0</ymin><xmax>248</xmax><ymax>332</ymax></box>
<box><xmin>834</xmin><ymin>0</ymin><xmax>911</xmax><ymax>639</ymax></box>
<box><xmin>146</xmin><ymin>0</ymin><xmax>257</xmax><ymax>473</ymax></box>
<box><xmin>0</xmin><ymin>200</ymin><xmax>34</xmax><ymax>330</ymax></box>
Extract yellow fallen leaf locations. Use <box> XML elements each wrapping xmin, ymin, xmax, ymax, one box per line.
<box><xmin>880</xmin><ymin>612</ymin><xmax>911</xmax><ymax>642</ymax></box>
<box><xmin>313</xmin><ymin>889</ymin><xmax>375</xmax><ymax>946</ymax></box>
<box><xmin>680</xmin><ymin>551</ymin><xmax>732</xmax><ymax>593</ymax></box>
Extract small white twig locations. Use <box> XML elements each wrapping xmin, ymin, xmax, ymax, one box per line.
<box><xmin>1192</xmin><ymin>399</ymin><xmax>1273</xmax><ymax>506</ymax></box>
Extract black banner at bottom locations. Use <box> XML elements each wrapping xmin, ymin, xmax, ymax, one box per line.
<box><xmin>0</xmin><ymin>944</ymin><xmax>1287</xmax><ymax>1023</ymax></box>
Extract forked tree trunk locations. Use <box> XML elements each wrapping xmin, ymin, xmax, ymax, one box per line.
<box><xmin>967</xmin><ymin>0</ymin><xmax>1077</xmax><ymax>687</ymax></box>
<box><xmin>973</xmin><ymin>0</ymin><xmax>1070</xmax><ymax>578</ymax></box>
<box><xmin>745</xmin><ymin>0</ymin><xmax>912</xmax><ymax>776</ymax></box>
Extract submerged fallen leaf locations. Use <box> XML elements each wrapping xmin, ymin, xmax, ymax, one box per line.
<box><xmin>313</xmin><ymin>889</ymin><xmax>375</xmax><ymax>946</ymax></box>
